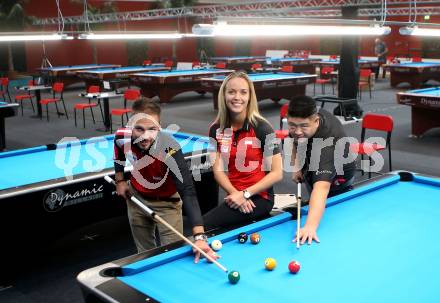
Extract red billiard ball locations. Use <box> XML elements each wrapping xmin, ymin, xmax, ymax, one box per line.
<box><xmin>288</xmin><ymin>260</ymin><xmax>301</xmax><ymax>274</ymax></box>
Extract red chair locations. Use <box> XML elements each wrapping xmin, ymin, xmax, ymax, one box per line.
<box><xmin>0</xmin><ymin>77</ymin><xmax>11</xmax><ymax>102</ymax></box>
<box><xmin>330</xmin><ymin>55</ymin><xmax>338</xmax><ymax>60</ymax></box>
<box><xmin>164</xmin><ymin>60</ymin><xmax>174</xmax><ymax>68</ymax></box>
<box><xmin>143</xmin><ymin>60</ymin><xmax>152</xmax><ymax>66</ymax></box>
<box><xmin>215</xmin><ymin>62</ymin><xmax>226</xmax><ymax>69</ymax></box>
<box><xmin>274</xmin><ymin>103</ymin><xmax>290</xmax><ymax>141</ymax></box>
<box><xmin>110</xmin><ymin>108</ymin><xmax>132</xmax><ymax>133</ymax></box>
<box><xmin>39</xmin><ymin>82</ymin><xmax>68</xmax><ymax>121</ymax></box>
<box><xmin>358</xmin><ymin>69</ymin><xmax>373</xmax><ymax>99</ymax></box>
<box><xmin>192</xmin><ymin>61</ymin><xmax>201</xmax><ymax>68</ymax></box>
<box><xmin>349</xmin><ymin>113</ymin><xmax>393</xmax><ymax>178</ymax></box>
<box><xmin>251</xmin><ymin>63</ymin><xmax>262</xmax><ymax>71</ymax></box>
<box><xmin>123</xmin><ymin>89</ymin><xmax>141</xmax><ymax>108</ymax></box>
<box><xmin>381</xmin><ymin>56</ymin><xmax>396</xmax><ymax>78</ymax></box>
<box><xmin>109</xmin><ymin>89</ymin><xmax>140</xmax><ymax>132</ymax></box>
<box><xmin>412</xmin><ymin>57</ymin><xmax>422</xmax><ymax>62</ymax></box>
<box><xmin>74</xmin><ymin>85</ymin><xmax>103</xmax><ymax>128</ymax></box>
<box><xmin>15</xmin><ymin>80</ymin><xmax>35</xmax><ymax>115</ymax></box>
<box><xmin>314</xmin><ymin>67</ymin><xmax>334</xmax><ymax>95</ymax></box>
<box><xmin>281</xmin><ymin>65</ymin><xmax>294</xmax><ymax>73</ymax></box>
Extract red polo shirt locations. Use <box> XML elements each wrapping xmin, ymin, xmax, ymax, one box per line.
<box><xmin>113</xmin><ymin>128</ymin><xmax>178</xmax><ymax>198</ymax></box>
<box><xmin>113</xmin><ymin>128</ymin><xmax>204</xmax><ymax>227</ymax></box>
<box><xmin>209</xmin><ymin>118</ymin><xmax>280</xmax><ymax>200</ymax></box>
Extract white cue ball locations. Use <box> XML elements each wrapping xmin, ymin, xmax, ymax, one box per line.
<box><xmin>211</xmin><ymin>239</ymin><xmax>222</xmax><ymax>251</ymax></box>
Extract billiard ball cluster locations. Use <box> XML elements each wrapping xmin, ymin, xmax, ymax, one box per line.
<box><xmin>238</xmin><ymin>232</ymin><xmax>260</xmax><ymax>244</ymax></box>
<box><xmin>264</xmin><ymin>258</ymin><xmax>300</xmax><ymax>273</ymax></box>
<box><xmin>212</xmin><ymin>232</ymin><xmax>301</xmax><ymax>284</ymax></box>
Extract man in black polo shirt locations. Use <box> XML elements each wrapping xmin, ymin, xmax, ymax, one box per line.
<box><xmin>113</xmin><ymin>98</ymin><xmax>216</xmax><ymax>262</ymax></box>
<box><xmin>287</xmin><ymin>95</ymin><xmax>356</xmax><ymax>246</ymax></box>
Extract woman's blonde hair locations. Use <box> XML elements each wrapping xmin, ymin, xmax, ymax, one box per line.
<box><xmin>215</xmin><ymin>71</ymin><xmax>268</xmax><ymax>130</ymax></box>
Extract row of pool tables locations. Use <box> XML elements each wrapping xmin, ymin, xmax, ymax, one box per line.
<box><xmin>131</xmin><ymin>70</ymin><xmax>317</xmax><ymax>108</ymax></box>
<box><xmin>37</xmin><ymin>63</ymin><xmax>166</xmax><ymax>87</ymax></box>
<box><xmin>397</xmin><ymin>87</ymin><xmax>440</xmax><ymax>137</ymax></box>
<box><xmin>77</xmin><ymin>171</ymin><xmax>440</xmax><ymax>303</ymax></box>
<box><xmin>0</xmin><ymin>131</ymin><xmax>218</xmax><ymax>278</ymax></box>
<box><xmin>76</xmin><ymin>64</ymin><xmax>169</xmax><ymax>89</ymax></box>
<box><xmin>386</xmin><ymin>61</ymin><xmax>440</xmax><ymax>88</ymax></box>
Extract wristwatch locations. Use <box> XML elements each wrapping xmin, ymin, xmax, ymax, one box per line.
<box><xmin>194</xmin><ymin>233</ymin><xmax>208</xmax><ymax>242</ymax></box>
<box><xmin>243</xmin><ymin>190</ymin><xmax>252</xmax><ymax>199</ymax></box>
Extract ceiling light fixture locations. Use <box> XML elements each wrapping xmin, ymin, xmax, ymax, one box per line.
<box><xmin>399</xmin><ymin>26</ymin><xmax>440</xmax><ymax>37</ymax></box>
<box><xmin>0</xmin><ymin>33</ymin><xmax>73</xmax><ymax>42</ymax></box>
<box><xmin>192</xmin><ymin>22</ymin><xmax>391</xmax><ymax>37</ymax></box>
<box><xmin>78</xmin><ymin>32</ymin><xmax>183</xmax><ymax>40</ymax></box>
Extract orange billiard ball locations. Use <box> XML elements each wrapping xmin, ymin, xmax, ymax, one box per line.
<box><xmin>250</xmin><ymin>233</ymin><xmax>260</xmax><ymax>244</ymax></box>
<box><xmin>264</xmin><ymin>258</ymin><xmax>277</xmax><ymax>271</ymax></box>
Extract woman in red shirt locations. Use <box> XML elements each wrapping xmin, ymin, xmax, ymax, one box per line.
<box><xmin>204</xmin><ymin>71</ymin><xmax>283</xmax><ymax>229</ymax></box>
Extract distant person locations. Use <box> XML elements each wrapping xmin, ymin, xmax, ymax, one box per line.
<box><xmin>374</xmin><ymin>38</ymin><xmax>389</xmax><ymax>79</ymax></box>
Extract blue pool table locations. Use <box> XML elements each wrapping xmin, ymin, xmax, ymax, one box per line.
<box><xmin>386</xmin><ymin>61</ymin><xmax>440</xmax><ymax>88</ymax></box>
<box><xmin>201</xmin><ymin>72</ymin><xmax>317</xmax><ymax>109</ymax></box>
<box><xmin>397</xmin><ymin>87</ymin><xmax>440</xmax><ymax>137</ymax></box>
<box><xmin>129</xmin><ymin>68</ymin><xmax>233</xmax><ymax>103</ymax></box>
<box><xmin>0</xmin><ymin>132</ymin><xmax>218</xmax><ymax>276</ymax></box>
<box><xmin>37</xmin><ymin>64</ymin><xmax>121</xmax><ymax>86</ymax></box>
<box><xmin>316</xmin><ymin>58</ymin><xmax>379</xmax><ymax>69</ymax></box>
<box><xmin>0</xmin><ymin>101</ymin><xmax>18</xmax><ymax>151</ymax></box>
<box><xmin>210</xmin><ymin>56</ymin><xmax>267</xmax><ymax>70</ymax></box>
<box><xmin>76</xmin><ymin>65</ymin><xmax>169</xmax><ymax>89</ymax></box>
<box><xmin>269</xmin><ymin>57</ymin><xmax>317</xmax><ymax>74</ymax></box>
<box><xmin>78</xmin><ymin>171</ymin><xmax>440</xmax><ymax>303</ymax></box>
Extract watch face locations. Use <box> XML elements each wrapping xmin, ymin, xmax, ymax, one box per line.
<box><xmin>195</xmin><ymin>234</ymin><xmax>207</xmax><ymax>241</ymax></box>
<box><xmin>244</xmin><ymin>191</ymin><xmax>251</xmax><ymax>199</ymax></box>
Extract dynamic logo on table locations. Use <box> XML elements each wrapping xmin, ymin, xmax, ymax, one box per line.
<box><xmin>43</xmin><ymin>183</ymin><xmax>105</xmax><ymax>212</ymax></box>
<box><xmin>398</xmin><ymin>97</ymin><xmax>415</xmax><ymax>106</ymax></box>
<box><xmin>295</xmin><ymin>79</ymin><xmax>312</xmax><ymax>85</ymax></box>
<box><xmin>421</xmin><ymin>98</ymin><xmax>440</xmax><ymax>108</ymax></box>
<box><xmin>262</xmin><ymin>82</ymin><xmax>276</xmax><ymax>88</ymax></box>
<box><xmin>178</xmin><ymin>76</ymin><xmax>193</xmax><ymax>82</ymax></box>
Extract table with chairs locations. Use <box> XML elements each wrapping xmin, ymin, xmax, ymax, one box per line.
<box><xmin>15</xmin><ymin>82</ymin><xmax>52</xmax><ymax>119</ymax></box>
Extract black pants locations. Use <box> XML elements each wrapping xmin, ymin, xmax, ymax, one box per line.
<box><xmin>203</xmin><ymin>195</ymin><xmax>274</xmax><ymax>231</ymax></box>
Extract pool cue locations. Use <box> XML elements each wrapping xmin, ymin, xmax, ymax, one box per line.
<box><xmin>296</xmin><ymin>182</ymin><xmax>302</xmax><ymax>249</ymax></box>
<box><xmin>104</xmin><ymin>176</ymin><xmax>228</xmax><ymax>273</ymax></box>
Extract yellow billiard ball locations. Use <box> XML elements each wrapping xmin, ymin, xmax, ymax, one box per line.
<box><xmin>264</xmin><ymin>258</ymin><xmax>277</xmax><ymax>271</ymax></box>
